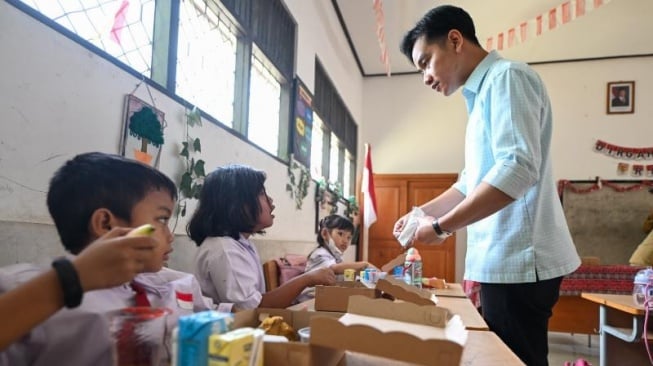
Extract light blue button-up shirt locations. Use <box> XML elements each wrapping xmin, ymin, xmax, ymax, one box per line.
<box><xmin>454</xmin><ymin>51</ymin><xmax>580</xmax><ymax>283</ymax></box>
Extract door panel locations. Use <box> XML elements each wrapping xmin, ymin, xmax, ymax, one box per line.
<box><xmin>366</xmin><ymin>174</ymin><xmax>458</xmax><ymax>283</ymax></box>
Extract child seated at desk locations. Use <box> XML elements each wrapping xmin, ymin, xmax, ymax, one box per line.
<box><xmin>0</xmin><ymin>152</ymin><xmax>213</xmax><ymax>366</ymax></box>
<box><xmin>187</xmin><ymin>164</ymin><xmax>336</xmax><ymax>311</ymax></box>
<box><xmin>306</xmin><ymin>214</ymin><xmax>375</xmax><ymax>277</ymax></box>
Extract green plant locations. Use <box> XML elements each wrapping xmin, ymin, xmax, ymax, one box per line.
<box><xmin>286</xmin><ymin>155</ymin><xmax>311</xmax><ymax>210</ymax></box>
<box><xmin>172</xmin><ymin>107</ymin><xmax>206</xmax><ymax>230</ymax></box>
<box><xmin>314</xmin><ymin>178</ymin><xmax>359</xmax><ymax>217</ymax></box>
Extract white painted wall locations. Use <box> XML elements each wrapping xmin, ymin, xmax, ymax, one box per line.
<box><xmin>0</xmin><ymin>1</ymin><xmax>360</xmax><ymax>271</ymax></box>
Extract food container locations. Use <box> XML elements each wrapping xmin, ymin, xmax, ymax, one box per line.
<box><xmin>298</xmin><ymin>327</ymin><xmax>311</xmax><ymax>343</ymax></box>
<box><xmin>110</xmin><ymin>307</ymin><xmax>171</xmax><ymax>366</ymax></box>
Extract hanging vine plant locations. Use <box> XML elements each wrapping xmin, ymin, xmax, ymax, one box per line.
<box><xmin>286</xmin><ymin>155</ymin><xmax>311</xmax><ymax>210</ymax></box>
<box><xmin>172</xmin><ymin>106</ymin><xmax>206</xmax><ymax>231</ymax></box>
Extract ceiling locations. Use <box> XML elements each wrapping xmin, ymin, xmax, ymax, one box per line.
<box><xmin>332</xmin><ymin>0</ymin><xmax>653</xmax><ymax>76</ymax></box>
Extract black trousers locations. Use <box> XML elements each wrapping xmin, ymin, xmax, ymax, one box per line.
<box><xmin>480</xmin><ymin>276</ymin><xmax>563</xmax><ymax>366</ymax></box>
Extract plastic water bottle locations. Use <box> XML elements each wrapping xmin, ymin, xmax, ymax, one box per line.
<box><xmin>404</xmin><ymin>248</ymin><xmax>422</xmax><ymax>288</ymax></box>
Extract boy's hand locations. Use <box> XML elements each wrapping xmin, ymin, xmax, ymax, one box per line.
<box><xmin>305</xmin><ymin>267</ymin><xmax>336</xmax><ymax>286</ymax></box>
<box><xmin>73</xmin><ymin>228</ymin><xmax>157</xmax><ymax>291</ymax></box>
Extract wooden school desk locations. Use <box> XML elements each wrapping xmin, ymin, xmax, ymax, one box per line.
<box><xmin>581</xmin><ymin>292</ymin><xmax>653</xmax><ymax>366</ymax></box>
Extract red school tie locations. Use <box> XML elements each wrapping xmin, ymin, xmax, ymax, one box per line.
<box><xmin>130</xmin><ymin>281</ymin><xmax>151</xmax><ymax>307</ymax></box>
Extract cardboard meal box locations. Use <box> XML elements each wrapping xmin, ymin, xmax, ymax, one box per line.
<box><xmin>314</xmin><ymin>281</ymin><xmax>382</xmax><ymax>312</ymax></box>
<box><xmin>309</xmin><ymin>295</ymin><xmax>467</xmax><ymax>366</ymax></box>
<box><xmin>375</xmin><ymin>276</ymin><xmax>438</xmax><ymax>306</ymax></box>
<box><xmin>232</xmin><ymin>307</ymin><xmax>342</xmax><ymax>365</ymax></box>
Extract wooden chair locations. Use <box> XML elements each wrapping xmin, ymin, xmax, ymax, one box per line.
<box><xmin>262</xmin><ymin>260</ymin><xmax>279</xmax><ymax>292</ymax></box>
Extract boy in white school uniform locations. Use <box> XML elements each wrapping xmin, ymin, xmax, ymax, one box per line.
<box><xmin>0</xmin><ymin>152</ymin><xmax>214</xmax><ymax>366</ymax></box>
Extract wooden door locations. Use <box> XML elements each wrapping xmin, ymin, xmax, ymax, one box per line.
<box><xmin>365</xmin><ymin>174</ymin><xmax>458</xmax><ymax>282</ymax></box>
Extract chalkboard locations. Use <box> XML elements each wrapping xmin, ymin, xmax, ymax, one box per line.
<box><xmin>562</xmin><ymin>181</ymin><xmax>653</xmax><ymax>264</ymax></box>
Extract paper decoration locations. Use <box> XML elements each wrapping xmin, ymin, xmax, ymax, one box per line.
<box><xmin>594</xmin><ymin>140</ymin><xmax>653</xmax><ymax>160</ymax></box>
<box><xmin>110</xmin><ymin>0</ymin><xmax>130</xmax><ymax>45</ymax></box>
<box><xmin>486</xmin><ymin>0</ymin><xmax>612</xmax><ymax>51</ymax></box>
<box><xmin>558</xmin><ymin>179</ymin><xmax>653</xmax><ymax>196</ymax></box>
<box><xmin>372</xmin><ymin>0</ymin><xmax>391</xmax><ymax>76</ymax></box>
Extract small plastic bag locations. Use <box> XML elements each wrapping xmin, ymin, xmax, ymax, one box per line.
<box><xmin>396</xmin><ymin>206</ymin><xmax>425</xmax><ymax>247</ymax></box>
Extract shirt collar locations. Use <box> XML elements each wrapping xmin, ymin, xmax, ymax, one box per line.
<box><xmin>463</xmin><ymin>50</ymin><xmax>501</xmax><ymax>96</ymax></box>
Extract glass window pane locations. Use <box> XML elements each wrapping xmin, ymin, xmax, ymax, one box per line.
<box><xmin>248</xmin><ymin>49</ymin><xmax>281</xmax><ymax>155</ymax></box>
<box><xmin>343</xmin><ymin>152</ymin><xmax>351</xmax><ymax>197</ymax></box>
<box><xmin>310</xmin><ymin>114</ymin><xmax>324</xmax><ymax>179</ymax></box>
<box><xmin>19</xmin><ymin>0</ymin><xmax>154</xmax><ymax>76</ymax></box>
<box><xmin>176</xmin><ymin>0</ymin><xmax>237</xmax><ymax>127</ymax></box>
<box><xmin>329</xmin><ymin>132</ymin><xmax>339</xmax><ymax>184</ymax></box>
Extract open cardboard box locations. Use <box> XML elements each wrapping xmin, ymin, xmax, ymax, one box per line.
<box><xmin>375</xmin><ymin>276</ymin><xmax>438</xmax><ymax>306</ymax></box>
<box><xmin>309</xmin><ymin>295</ymin><xmax>467</xmax><ymax>366</ymax></box>
<box><xmin>232</xmin><ymin>307</ymin><xmax>343</xmax><ymax>365</ymax></box>
<box><xmin>314</xmin><ymin>281</ymin><xmax>382</xmax><ymax>312</ymax></box>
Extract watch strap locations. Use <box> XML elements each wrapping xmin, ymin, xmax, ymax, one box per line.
<box><xmin>431</xmin><ymin>219</ymin><xmax>452</xmax><ymax>240</ymax></box>
<box><xmin>52</xmin><ymin>257</ymin><xmax>84</xmax><ymax>308</ymax></box>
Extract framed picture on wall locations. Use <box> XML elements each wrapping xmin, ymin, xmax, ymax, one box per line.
<box><xmin>606</xmin><ymin>81</ymin><xmax>635</xmax><ymax>114</ymax></box>
<box><xmin>120</xmin><ymin>95</ymin><xmax>165</xmax><ymax>168</ymax></box>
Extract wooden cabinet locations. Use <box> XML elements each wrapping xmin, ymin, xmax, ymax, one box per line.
<box><xmin>364</xmin><ymin>174</ymin><xmax>458</xmax><ymax>282</ymax></box>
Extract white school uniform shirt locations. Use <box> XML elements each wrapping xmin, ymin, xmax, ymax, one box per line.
<box><xmin>194</xmin><ymin>235</ymin><xmax>266</xmax><ymax>311</ymax></box>
<box><xmin>0</xmin><ymin>263</ymin><xmax>214</xmax><ymax>366</ymax></box>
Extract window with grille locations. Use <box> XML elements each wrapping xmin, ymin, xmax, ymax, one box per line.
<box><xmin>19</xmin><ymin>0</ymin><xmax>155</xmax><ymax>76</ymax></box>
<box><xmin>248</xmin><ymin>48</ymin><xmax>281</xmax><ymax>156</ymax></box>
<box><xmin>11</xmin><ymin>0</ymin><xmax>297</xmax><ymax>162</ymax></box>
<box><xmin>176</xmin><ymin>0</ymin><xmax>237</xmax><ymax>127</ymax></box>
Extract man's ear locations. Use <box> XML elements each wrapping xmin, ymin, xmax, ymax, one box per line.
<box><xmin>448</xmin><ymin>29</ymin><xmax>463</xmax><ymax>51</ymax></box>
<box><xmin>88</xmin><ymin>208</ymin><xmax>118</xmax><ymax>237</ymax></box>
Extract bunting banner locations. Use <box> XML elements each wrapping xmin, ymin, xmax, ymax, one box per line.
<box><xmin>594</xmin><ymin>140</ymin><xmax>653</xmax><ymax>160</ymax></box>
<box><xmin>372</xmin><ymin>0</ymin><xmax>391</xmax><ymax>76</ymax></box>
<box><xmin>110</xmin><ymin>0</ymin><xmax>130</xmax><ymax>45</ymax></box>
<box><xmin>558</xmin><ymin>179</ymin><xmax>653</xmax><ymax>196</ymax></box>
<box><xmin>486</xmin><ymin>0</ymin><xmax>612</xmax><ymax>51</ymax></box>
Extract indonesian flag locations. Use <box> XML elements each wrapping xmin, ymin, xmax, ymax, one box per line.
<box><xmin>362</xmin><ymin>143</ymin><xmax>378</xmax><ymax>229</ymax></box>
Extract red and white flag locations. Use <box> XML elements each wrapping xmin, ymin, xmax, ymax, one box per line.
<box><xmin>362</xmin><ymin>143</ymin><xmax>377</xmax><ymax>229</ymax></box>
<box><xmin>110</xmin><ymin>0</ymin><xmax>130</xmax><ymax>45</ymax></box>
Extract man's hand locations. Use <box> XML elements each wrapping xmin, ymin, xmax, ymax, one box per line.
<box><xmin>393</xmin><ymin>213</ymin><xmax>410</xmax><ymax>239</ymax></box>
<box><xmin>414</xmin><ymin>216</ymin><xmax>446</xmax><ymax>245</ymax></box>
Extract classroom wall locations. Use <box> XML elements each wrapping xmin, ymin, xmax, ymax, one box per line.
<box><xmin>0</xmin><ymin>1</ymin><xmax>360</xmax><ymax>271</ymax></box>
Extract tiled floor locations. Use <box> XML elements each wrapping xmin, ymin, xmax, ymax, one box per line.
<box><xmin>548</xmin><ymin>332</ymin><xmax>600</xmax><ymax>366</ymax></box>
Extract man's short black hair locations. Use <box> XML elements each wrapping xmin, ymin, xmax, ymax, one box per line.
<box><xmin>47</xmin><ymin>152</ymin><xmax>177</xmax><ymax>254</ymax></box>
<box><xmin>400</xmin><ymin>5</ymin><xmax>481</xmax><ymax>64</ymax></box>
<box><xmin>187</xmin><ymin>164</ymin><xmax>267</xmax><ymax>245</ymax></box>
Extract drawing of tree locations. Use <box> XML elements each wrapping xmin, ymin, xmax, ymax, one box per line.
<box><xmin>128</xmin><ymin>106</ymin><xmax>164</xmax><ymax>153</ymax></box>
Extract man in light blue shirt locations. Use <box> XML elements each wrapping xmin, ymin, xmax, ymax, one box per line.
<box><xmin>395</xmin><ymin>5</ymin><xmax>580</xmax><ymax>366</ymax></box>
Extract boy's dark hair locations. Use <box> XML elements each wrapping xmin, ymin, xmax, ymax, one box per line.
<box><xmin>187</xmin><ymin>164</ymin><xmax>267</xmax><ymax>245</ymax></box>
<box><xmin>46</xmin><ymin>152</ymin><xmax>178</xmax><ymax>254</ymax></box>
<box><xmin>316</xmin><ymin>214</ymin><xmax>354</xmax><ymax>247</ymax></box>
<box><xmin>400</xmin><ymin>5</ymin><xmax>481</xmax><ymax>64</ymax></box>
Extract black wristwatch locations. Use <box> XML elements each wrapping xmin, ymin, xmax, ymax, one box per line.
<box><xmin>51</xmin><ymin>257</ymin><xmax>84</xmax><ymax>308</ymax></box>
<box><xmin>431</xmin><ymin>219</ymin><xmax>452</xmax><ymax>240</ymax></box>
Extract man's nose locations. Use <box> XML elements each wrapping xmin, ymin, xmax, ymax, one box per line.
<box><xmin>423</xmin><ymin>73</ymin><xmax>433</xmax><ymax>86</ymax></box>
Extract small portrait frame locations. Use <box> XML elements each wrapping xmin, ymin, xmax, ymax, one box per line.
<box><xmin>606</xmin><ymin>81</ymin><xmax>635</xmax><ymax>114</ymax></box>
<box><xmin>120</xmin><ymin>95</ymin><xmax>165</xmax><ymax>168</ymax></box>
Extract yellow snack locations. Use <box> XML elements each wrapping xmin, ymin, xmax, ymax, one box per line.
<box><xmin>258</xmin><ymin>316</ymin><xmax>298</xmax><ymax>341</ymax></box>
<box><xmin>126</xmin><ymin>224</ymin><xmax>155</xmax><ymax>237</ymax></box>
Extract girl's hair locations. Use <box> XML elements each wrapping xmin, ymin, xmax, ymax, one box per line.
<box><xmin>316</xmin><ymin>214</ymin><xmax>354</xmax><ymax>247</ymax></box>
<box><xmin>187</xmin><ymin>164</ymin><xmax>267</xmax><ymax>245</ymax></box>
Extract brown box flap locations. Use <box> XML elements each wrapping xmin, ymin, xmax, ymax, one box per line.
<box><xmin>346</xmin><ymin>295</ymin><xmax>449</xmax><ymax>327</ymax></box>
<box><xmin>375</xmin><ymin>277</ymin><xmax>437</xmax><ymax>306</ymax></box>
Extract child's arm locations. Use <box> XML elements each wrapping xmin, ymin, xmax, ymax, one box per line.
<box><xmin>329</xmin><ymin>261</ymin><xmax>375</xmax><ymax>274</ymax></box>
<box><xmin>258</xmin><ymin>267</ymin><xmax>336</xmax><ymax>308</ymax></box>
<box><xmin>0</xmin><ymin>228</ymin><xmax>157</xmax><ymax>351</ymax></box>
